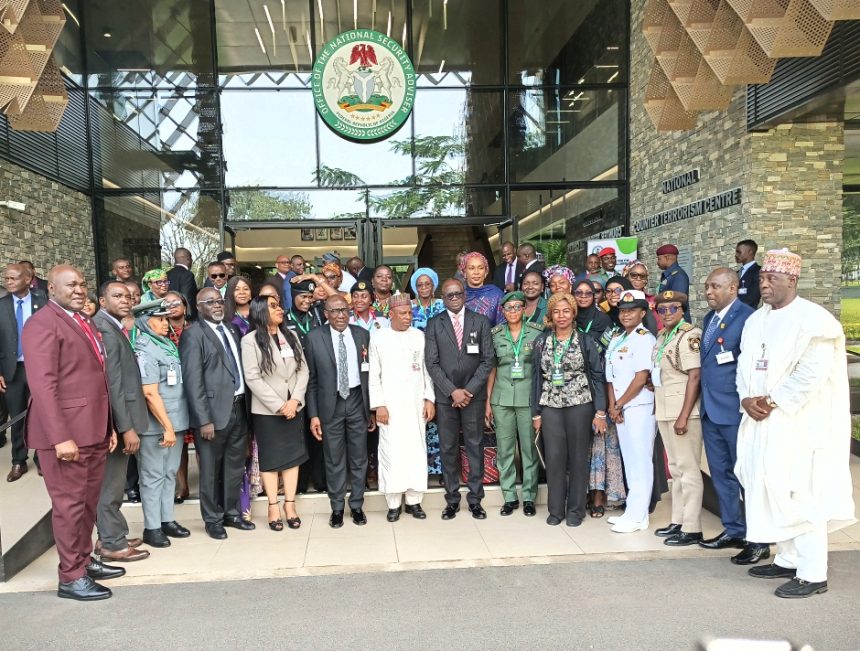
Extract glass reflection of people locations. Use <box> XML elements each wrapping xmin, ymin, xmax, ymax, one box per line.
<box><xmin>532</xmin><ymin>292</ymin><xmax>607</xmax><ymax>527</ymax></box>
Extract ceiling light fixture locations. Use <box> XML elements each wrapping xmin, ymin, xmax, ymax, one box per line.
<box><xmin>281</xmin><ymin>0</ymin><xmax>286</xmax><ymax>30</ymax></box>
<box><xmin>103</xmin><ymin>30</ymin><xmax>112</xmax><ymax>38</ymax></box>
<box><xmin>594</xmin><ymin>64</ymin><xmax>618</xmax><ymax>69</ymax></box>
<box><xmin>61</xmin><ymin>3</ymin><xmax>79</xmax><ymax>26</ymax></box>
<box><xmin>387</xmin><ymin>11</ymin><xmax>392</xmax><ymax>37</ymax></box>
<box><xmin>607</xmin><ymin>71</ymin><xmax>619</xmax><ymax>83</ymax></box>
<box><xmin>317</xmin><ymin>0</ymin><xmax>325</xmax><ymax>41</ymax></box>
<box><xmin>354</xmin><ymin>0</ymin><xmax>358</xmax><ymax>29</ymax></box>
<box><xmin>306</xmin><ymin>29</ymin><xmax>313</xmax><ymax>62</ymax></box>
<box><xmin>444</xmin><ymin>0</ymin><xmax>448</xmax><ymax>30</ymax></box>
<box><xmin>254</xmin><ymin>27</ymin><xmax>267</xmax><ymax>54</ymax></box>
<box><xmin>438</xmin><ymin>59</ymin><xmax>445</xmax><ymax>74</ymax></box>
<box><xmin>263</xmin><ymin>4</ymin><xmax>276</xmax><ymax>56</ymax></box>
<box><xmin>402</xmin><ymin>21</ymin><xmax>407</xmax><ymax>48</ymax></box>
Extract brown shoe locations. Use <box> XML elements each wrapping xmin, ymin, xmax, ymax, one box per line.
<box><xmin>6</xmin><ymin>463</ymin><xmax>27</xmax><ymax>482</ymax></box>
<box><xmin>98</xmin><ymin>547</ymin><xmax>150</xmax><ymax>562</ymax></box>
<box><xmin>126</xmin><ymin>538</ymin><xmax>143</xmax><ymax>548</ymax></box>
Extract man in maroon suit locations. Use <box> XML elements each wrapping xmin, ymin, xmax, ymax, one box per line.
<box><xmin>22</xmin><ymin>265</ymin><xmax>123</xmax><ymax>601</ymax></box>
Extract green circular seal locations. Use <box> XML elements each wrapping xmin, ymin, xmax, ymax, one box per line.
<box><xmin>312</xmin><ymin>29</ymin><xmax>416</xmax><ymax>142</ymax></box>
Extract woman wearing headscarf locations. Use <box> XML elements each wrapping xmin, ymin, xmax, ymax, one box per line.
<box><xmin>462</xmin><ymin>251</ymin><xmax>504</xmax><ymax>326</ymax></box>
<box><xmin>410</xmin><ymin>267</ymin><xmax>445</xmax><ymax>331</ymax></box>
<box><xmin>141</xmin><ymin>268</ymin><xmax>170</xmax><ymax>303</ymax></box>
<box><xmin>133</xmin><ymin>300</ymin><xmax>191</xmax><ymax>547</ymax></box>
<box><xmin>572</xmin><ymin>279</ymin><xmax>613</xmax><ymax>346</ymax></box>
<box><xmin>520</xmin><ymin>270</ymin><xmax>547</xmax><ymax>325</ymax></box>
<box><xmin>544</xmin><ymin>265</ymin><xmax>575</xmax><ymax>296</ymax></box>
<box><xmin>622</xmin><ymin>260</ymin><xmax>661</xmax><ymax>334</ymax></box>
<box><xmin>599</xmin><ymin>275</ymin><xmax>632</xmax><ymax>325</ymax></box>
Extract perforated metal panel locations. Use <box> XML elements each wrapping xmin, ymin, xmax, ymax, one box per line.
<box><xmin>808</xmin><ymin>0</ymin><xmax>860</xmax><ymax>19</ymax></box>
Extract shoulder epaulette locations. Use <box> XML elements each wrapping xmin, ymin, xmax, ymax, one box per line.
<box><xmin>679</xmin><ymin>322</ymin><xmax>694</xmax><ymax>332</ymax></box>
<box><xmin>526</xmin><ymin>321</ymin><xmax>544</xmax><ymax>332</ymax></box>
<box><xmin>636</xmin><ymin>327</ymin><xmax>649</xmax><ymax>335</ymax></box>
<box><xmin>491</xmin><ymin>324</ymin><xmax>504</xmax><ymax>335</ymax></box>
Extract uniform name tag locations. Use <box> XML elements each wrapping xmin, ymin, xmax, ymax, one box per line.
<box><xmin>551</xmin><ymin>366</ymin><xmax>565</xmax><ymax>387</ymax></box>
<box><xmin>280</xmin><ymin>346</ymin><xmax>294</xmax><ymax>359</ymax></box>
<box><xmin>716</xmin><ymin>351</ymin><xmax>734</xmax><ymax>365</ymax></box>
<box><xmin>738</xmin><ymin>288</ymin><xmax>748</xmax><ymax>295</ymax></box>
<box><xmin>360</xmin><ymin>361</ymin><xmax>370</xmax><ymax>372</ymax></box>
<box><xmin>651</xmin><ymin>367</ymin><xmax>662</xmax><ymax>387</ymax></box>
<box><xmin>755</xmin><ymin>359</ymin><xmax>768</xmax><ymax>371</ymax></box>
<box><xmin>167</xmin><ymin>364</ymin><xmax>178</xmax><ymax>386</ymax></box>
<box><xmin>466</xmin><ymin>344</ymin><xmax>479</xmax><ymax>354</ymax></box>
<box><xmin>510</xmin><ymin>360</ymin><xmax>524</xmax><ymax>379</ymax></box>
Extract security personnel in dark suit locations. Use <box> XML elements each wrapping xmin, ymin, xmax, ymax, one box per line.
<box><xmin>0</xmin><ymin>263</ymin><xmax>46</xmax><ymax>481</ymax></box>
<box><xmin>492</xmin><ymin>242</ymin><xmax>524</xmax><ymax>292</ymax></box>
<box><xmin>697</xmin><ymin>268</ymin><xmax>769</xmax><ymax>565</ymax></box>
<box><xmin>93</xmin><ymin>282</ymin><xmax>151</xmax><ymax>562</ymax></box>
<box><xmin>735</xmin><ymin>239</ymin><xmax>761</xmax><ymax>308</ymax></box>
<box><xmin>180</xmin><ymin>287</ymin><xmax>254</xmax><ymax>540</ymax></box>
<box><xmin>656</xmin><ymin>244</ymin><xmax>691</xmax><ymax>321</ymax></box>
<box><xmin>285</xmin><ymin>279</ymin><xmax>327</xmax><ymax>494</ymax></box>
<box><xmin>304</xmin><ymin>294</ymin><xmax>373</xmax><ymax>528</ymax></box>
<box><xmin>425</xmin><ymin>279</ymin><xmax>495</xmax><ymax>520</ymax></box>
<box><xmin>166</xmin><ymin>247</ymin><xmax>198</xmax><ymax>320</ymax></box>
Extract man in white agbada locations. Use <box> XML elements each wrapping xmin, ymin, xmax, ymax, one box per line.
<box><xmin>736</xmin><ymin>248</ymin><xmax>856</xmax><ymax>599</ymax></box>
<box><xmin>369</xmin><ymin>293</ymin><xmax>436</xmax><ymax>522</ymax></box>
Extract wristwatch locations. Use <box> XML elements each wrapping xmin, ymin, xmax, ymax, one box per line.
<box><xmin>765</xmin><ymin>395</ymin><xmax>778</xmax><ymax>409</ymax></box>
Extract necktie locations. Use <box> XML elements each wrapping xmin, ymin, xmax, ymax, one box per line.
<box><xmin>73</xmin><ymin>313</ymin><xmax>104</xmax><ymax>364</ymax></box>
<box><xmin>15</xmin><ymin>299</ymin><xmax>24</xmax><ymax>358</ymax></box>
<box><xmin>505</xmin><ymin>263</ymin><xmax>513</xmax><ymax>286</ymax></box>
<box><xmin>703</xmin><ymin>314</ymin><xmax>721</xmax><ymax>349</ymax></box>
<box><xmin>452</xmin><ymin>313</ymin><xmax>463</xmax><ymax>349</ymax></box>
<box><xmin>337</xmin><ymin>333</ymin><xmax>349</xmax><ymax>399</ymax></box>
<box><xmin>216</xmin><ymin>324</ymin><xmax>241</xmax><ymax>391</ymax></box>
<box><xmin>121</xmin><ymin>325</ymin><xmax>130</xmax><ymax>340</ymax></box>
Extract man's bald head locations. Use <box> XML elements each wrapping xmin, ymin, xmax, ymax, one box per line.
<box><xmin>704</xmin><ymin>267</ymin><xmax>740</xmax><ymax>312</ymax></box>
<box><xmin>47</xmin><ymin>265</ymin><xmax>88</xmax><ymax>312</ymax></box>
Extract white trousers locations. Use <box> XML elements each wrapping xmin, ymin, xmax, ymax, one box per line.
<box><xmin>774</xmin><ymin>522</ymin><xmax>828</xmax><ymax>582</ymax></box>
<box><xmin>385</xmin><ymin>490</ymin><xmax>423</xmax><ymax>509</ymax></box>
<box><xmin>615</xmin><ymin>404</ymin><xmax>657</xmax><ymax>524</ymax></box>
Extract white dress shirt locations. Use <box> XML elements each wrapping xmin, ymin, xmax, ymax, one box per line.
<box><xmin>739</xmin><ymin>260</ymin><xmax>755</xmax><ymax>278</ymax></box>
<box><xmin>205</xmin><ymin>319</ymin><xmax>245</xmax><ymax>395</ymax></box>
<box><xmin>14</xmin><ymin>292</ymin><xmax>33</xmax><ymax>361</ymax></box>
<box><xmin>330</xmin><ymin>325</ymin><xmax>361</xmax><ymax>388</ymax></box>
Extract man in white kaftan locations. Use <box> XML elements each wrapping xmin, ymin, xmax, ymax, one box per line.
<box><xmin>736</xmin><ymin>249</ymin><xmax>856</xmax><ymax>599</ymax></box>
<box><xmin>369</xmin><ymin>293</ymin><xmax>436</xmax><ymax>521</ymax></box>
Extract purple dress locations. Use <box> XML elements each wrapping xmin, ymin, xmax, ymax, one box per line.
<box><xmin>231</xmin><ymin>311</ymin><xmax>260</xmax><ymax>519</ymax></box>
<box><xmin>465</xmin><ymin>284</ymin><xmax>504</xmax><ymax>326</ymax></box>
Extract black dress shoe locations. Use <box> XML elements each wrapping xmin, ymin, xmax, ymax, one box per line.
<box><xmin>205</xmin><ymin>523</ymin><xmax>228</xmax><ymax>540</ymax></box>
<box><xmin>664</xmin><ymin>531</ymin><xmax>703</xmax><ymax>546</ymax></box>
<box><xmin>85</xmin><ymin>558</ymin><xmax>126</xmax><ymax>581</ymax></box>
<box><xmin>161</xmin><ymin>521</ymin><xmax>191</xmax><ymax>538</ymax></box>
<box><xmin>749</xmin><ymin>563</ymin><xmax>796</xmax><ymax>580</ymax></box>
<box><xmin>655</xmin><ymin>523</ymin><xmax>682</xmax><ymax>538</ymax></box>
<box><xmin>546</xmin><ymin>515</ymin><xmax>562</xmax><ymax>526</ymax></box>
<box><xmin>57</xmin><ymin>576</ymin><xmax>112</xmax><ymax>601</ymax></box>
<box><xmin>125</xmin><ymin>489</ymin><xmax>141</xmax><ymax>503</ymax></box>
<box><xmin>468</xmin><ymin>504</ymin><xmax>487</xmax><ymax>520</ymax></box>
<box><xmin>143</xmin><ymin>528</ymin><xmax>171</xmax><ymax>548</ymax></box>
<box><xmin>775</xmin><ymin>577</ymin><xmax>828</xmax><ymax>599</ymax></box>
<box><xmin>698</xmin><ymin>531</ymin><xmax>746</xmax><ymax>550</ymax></box>
<box><xmin>386</xmin><ymin>507</ymin><xmax>401</xmax><ymax>522</ymax></box>
<box><xmin>405</xmin><ymin>504</ymin><xmax>426</xmax><ymax>519</ymax></box>
<box><xmin>351</xmin><ymin>509</ymin><xmax>367</xmax><ymax>525</ymax></box>
<box><xmin>500</xmin><ymin>501</ymin><xmax>519</xmax><ymax>516</ymax></box>
<box><xmin>223</xmin><ymin>516</ymin><xmax>255</xmax><ymax>531</ymax></box>
<box><xmin>731</xmin><ymin>543</ymin><xmax>770</xmax><ymax>565</ymax></box>
<box><xmin>329</xmin><ymin>511</ymin><xmax>344</xmax><ymax>528</ymax></box>
<box><xmin>441</xmin><ymin>504</ymin><xmax>460</xmax><ymax>520</ymax></box>
<box><xmin>523</xmin><ymin>501</ymin><xmax>536</xmax><ymax>516</ymax></box>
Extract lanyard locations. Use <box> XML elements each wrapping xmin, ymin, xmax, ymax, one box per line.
<box><xmin>655</xmin><ymin>321</ymin><xmax>682</xmax><ymax>365</ymax></box>
<box><xmin>353</xmin><ymin>313</ymin><xmax>375</xmax><ymax>330</ymax></box>
<box><xmin>127</xmin><ymin>325</ymin><xmax>138</xmax><ymax>351</ymax></box>
<box><xmin>148</xmin><ymin>333</ymin><xmax>180</xmax><ymax>359</ymax></box>
<box><xmin>290</xmin><ymin>310</ymin><xmax>312</xmax><ymax>335</ymax></box>
<box><xmin>552</xmin><ymin>332</ymin><xmax>574</xmax><ymax>368</ymax></box>
<box><xmin>504</xmin><ymin>325</ymin><xmax>525</xmax><ymax>361</ymax></box>
<box><xmin>578</xmin><ymin>319</ymin><xmax>593</xmax><ymax>334</ymax></box>
<box><xmin>606</xmin><ymin>331</ymin><xmax>630</xmax><ymax>362</ymax></box>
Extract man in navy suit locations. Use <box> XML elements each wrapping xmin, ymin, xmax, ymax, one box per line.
<box><xmin>735</xmin><ymin>240</ymin><xmax>761</xmax><ymax>308</ymax></box>
<box><xmin>697</xmin><ymin>268</ymin><xmax>769</xmax><ymax>564</ymax></box>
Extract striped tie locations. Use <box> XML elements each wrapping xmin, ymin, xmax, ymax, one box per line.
<box><xmin>452</xmin><ymin>313</ymin><xmax>463</xmax><ymax>349</ymax></box>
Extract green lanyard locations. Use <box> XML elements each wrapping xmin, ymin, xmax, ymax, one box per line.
<box><xmin>606</xmin><ymin>331</ymin><xmax>630</xmax><ymax>362</ymax></box>
<box><xmin>552</xmin><ymin>333</ymin><xmax>574</xmax><ymax>368</ymax></box>
<box><xmin>504</xmin><ymin>325</ymin><xmax>525</xmax><ymax>362</ymax></box>
<box><xmin>655</xmin><ymin>321</ymin><xmax>683</xmax><ymax>366</ymax></box>
<box><xmin>127</xmin><ymin>325</ymin><xmax>138</xmax><ymax>352</ymax></box>
<box><xmin>149</xmin><ymin>333</ymin><xmax>180</xmax><ymax>360</ymax></box>
<box><xmin>290</xmin><ymin>310</ymin><xmax>312</xmax><ymax>335</ymax></box>
<box><xmin>578</xmin><ymin>319</ymin><xmax>593</xmax><ymax>334</ymax></box>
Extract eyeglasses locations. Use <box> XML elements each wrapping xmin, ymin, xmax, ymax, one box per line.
<box><xmin>209</xmin><ymin>273</ymin><xmax>226</xmax><ymax>279</ymax></box>
<box><xmin>607</xmin><ymin>287</ymin><xmax>624</xmax><ymax>295</ymax></box>
<box><xmin>444</xmin><ymin>291</ymin><xmax>465</xmax><ymax>299</ymax></box>
<box><xmin>656</xmin><ymin>305</ymin><xmax>683</xmax><ymax>316</ymax></box>
<box><xmin>164</xmin><ymin>300</ymin><xmax>183</xmax><ymax>309</ymax></box>
<box><xmin>198</xmin><ymin>298</ymin><xmax>225</xmax><ymax>306</ymax></box>
<box><xmin>574</xmin><ymin>290</ymin><xmax>594</xmax><ymax>297</ymax></box>
<box><xmin>502</xmin><ymin>304</ymin><xmax>524</xmax><ymax>312</ymax></box>
<box><xmin>628</xmin><ymin>273</ymin><xmax>647</xmax><ymax>280</ymax></box>
<box><xmin>152</xmin><ymin>279</ymin><xmax>170</xmax><ymax>286</ymax></box>
<box><xmin>325</xmin><ymin>307</ymin><xmax>350</xmax><ymax>315</ymax></box>
<box><xmin>323</xmin><ymin>274</ymin><xmax>339</xmax><ymax>282</ymax></box>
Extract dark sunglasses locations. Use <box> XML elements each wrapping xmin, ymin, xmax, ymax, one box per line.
<box><xmin>444</xmin><ymin>291</ymin><xmax>465</xmax><ymax>299</ymax></box>
<box><xmin>574</xmin><ymin>290</ymin><xmax>594</xmax><ymax>297</ymax></box>
<box><xmin>209</xmin><ymin>273</ymin><xmax>226</xmax><ymax>279</ymax></box>
<box><xmin>656</xmin><ymin>305</ymin><xmax>683</xmax><ymax>315</ymax></box>
<box><xmin>628</xmin><ymin>272</ymin><xmax>647</xmax><ymax>280</ymax></box>
<box><xmin>198</xmin><ymin>298</ymin><xmax>225</xmax><ymax>306</ymax></box>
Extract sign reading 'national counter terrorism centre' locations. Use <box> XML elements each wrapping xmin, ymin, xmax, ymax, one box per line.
<box><xmin>633</xmin><ymin>187</ymin><xmax>742</xmax><ymax>234</ymax></box>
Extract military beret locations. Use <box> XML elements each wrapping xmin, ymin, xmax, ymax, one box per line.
<box><xmin>598</xmin><ymin>247</ymin><xmax>616</xmax><ymax>257</ymax></box>
<box><xmin>656</xmin><ymin>244</ymin><xmax>679</xmax><ymax>256</ymax></box>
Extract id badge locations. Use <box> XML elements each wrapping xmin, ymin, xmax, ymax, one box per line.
<box><xmin>466</xmin><ymin>344</ymin><xmax>479</xmax><ymax>354</ymax></box>
<box><xmin>716</xmin><ymin>350</ymin><xmax>734</xmax><ymax>365</ymax></box>
<box><xmin>755</xmin><ymin>359</ymin><xmax>768</xmax><ymax>371</ymax></box>
<box><xmin>551</xmin><ymin>365</ymin><xmax>565</xmax><ymax>387</ymax></box>
<box><xmin>360</xmin><ymin>361</ymin><xmax>370</xmax><ymax>372</ymax></box>
<box><xmin>167</xmin><ymin>364</ymin><xmax>178</xmax><ymax>386</ymax></box>
<box><xmin>651</xmin><ymin>367</ymin><xmax>662</xmax><ymax>387</ymax></box>
<box><xmin>510</xmin><ymin>359</ymin><xmax>525</xmax><ymax>380</ymax></box>
<box><xmin>738</xmin><ymin>287</ymin><xmax>748</xmax><ymax>295</ymax></box>
<box><xmin>281</xmin><ymin>345</ymin><xmax>294</xmax><ymax>359</ymax></box>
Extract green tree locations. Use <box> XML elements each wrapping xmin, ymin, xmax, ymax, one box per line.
<box><xmin>229</xmin><ymin>188</ymin><xmax>312</xmax><ymax>221</ymax></box>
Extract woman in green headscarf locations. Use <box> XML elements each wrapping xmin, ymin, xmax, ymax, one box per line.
<box><xmin>133</xmin><ymin>300</ymin><xmax>190</xmax><ymax>548</ymax></box>
<box><xmin>141</xmin><ymin>268</ymin><xmax>170</xmax><ymax>302</ymax></box>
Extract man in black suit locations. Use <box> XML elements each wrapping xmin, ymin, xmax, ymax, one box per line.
<box><xmin>735</xmin><ymin>239</ymin><xmax>761</xmax><ymax>308</ymax></box>
<box><xmin>17</xmin><ymin>260</ymin><xmax>48</xmax><ymax>292</ymax></box>
<box><xmin>425</xmin><ymin>279</ymin><xmax>495</xmax><ymax>520</ymax></box>
<box><xmin>0</xmin><ymin>263</ymin><xmax>47</xmax><ymax>481</ymax></box>
<box><xmin>180</xmin><ymin>287</ymin><xmax>254</xmax><ymax>539</ymax></box>
<box><xmin>346</xmin><ymin>257</ymin><xmax>374</xmax><ymax>284</ymax></box>
<box><xmin>492</xmin><ymin>242</ymin><xmax>524</xmax><ymax>293</ymax></box>
<box><xmin>305</xmin><ymin>294</ymin><xmax>373</xmax><ymax>528</ymax></box>
<box><xmin>93</xmin><ymin>282</ymin><xmax>150</xmax><ymax>562</ymax></box>
<box><xmin>516</xmin><ymin>243</ymin><xmax>544</xmax><ymax>283</ymax></box>
<box><xmin>166</xmin><ymin>248</ymin><xmax>198</xmax><ymax>320</ymax></box>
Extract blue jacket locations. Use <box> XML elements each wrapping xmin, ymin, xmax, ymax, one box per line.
<box><xmin>657</xmin><ymin>262</ymin><xmax>690</xmax><ymax>294</ymax></box>
<box><xmin>699</xmin><ymin>299</ymin><xmax>754</xmax><ymax>426</ymax></box>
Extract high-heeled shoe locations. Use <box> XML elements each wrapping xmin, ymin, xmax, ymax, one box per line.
<box><xmin>267</xmin><ymin>502</ymin><xmax>284</xmax><ymax>532</ymax></box>
<box><xmin>284</xmin><ymin>499</ymin><xmax>301</xmax><ymax>529</ymax></box>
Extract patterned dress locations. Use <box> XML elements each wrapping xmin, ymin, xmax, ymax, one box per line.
<box><xmin>465</xmin><ymin>284</ymin><xmax>504</xmax><ymax>327</ymax></box>
<box><xmin>232</xmin><ymin>312</ymin><xmax>261</xmax><ymax>518</ymax></box>
<box><xmin>411</xmin><ymin>298</ymin><xmax>445</xmax><ymax>475</ymax></box>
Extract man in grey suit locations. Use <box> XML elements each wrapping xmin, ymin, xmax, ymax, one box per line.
<box><xmin>0</xmin><ymin>263</ymin><xmax>47</xmax><ymax>481</ymax></box>
<box><xmin>305</xmin><ymin>295</ymin><xmax>373</xmax><ymax>528</ymax></box>
<box><xmin>425</xmin><ymin>279</ymin><xmax>495</xmax><ymax>520</ymax></box>
<box><xmin>93</xmin><ymin>282</ymin><xmax>150</xmax><ymax>562</ymax></box>
<box><xmin>180</xmin><ymin>287</ymin><xmax>254</xmax><ymax>540</ymax></box>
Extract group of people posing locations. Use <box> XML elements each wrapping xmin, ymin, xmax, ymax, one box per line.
<box><xmin>10</xmin><ymin>239</ymin><xmax>855</xmax><ymax>603</ymax></box>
